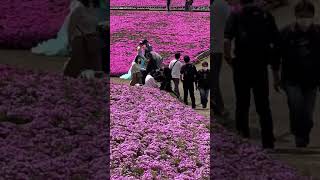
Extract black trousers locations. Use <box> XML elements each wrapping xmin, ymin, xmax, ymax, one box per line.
<box><xmin>211</xmin><ymin>53</ymin><xmax>225</xmax><ymax>114</ymax></box>
<box><xmin>183</xmin><ymin>81</ymin><xmax>196</xmax><ymax>108</ymax></box>
<box><xmin>233</xmin><ymin>63</ymin><xmax>274</xmax><ymax>148</ymax></box>
<box><xmin>141</xmin><ymin>70</ymin><xmax>147</xmax><ymax>84</ymax></box>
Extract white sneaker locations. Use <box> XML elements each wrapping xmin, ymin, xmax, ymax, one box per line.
<box><xmin>80</xmin><ymin>69</ymin><xmax>95</xmax><ymax>79</ymax></box>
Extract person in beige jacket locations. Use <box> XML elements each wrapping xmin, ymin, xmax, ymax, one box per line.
<box><xmin>64</xmin><ymin>0</ymin><xmax>102</xmax><ymax>78</ymax></box>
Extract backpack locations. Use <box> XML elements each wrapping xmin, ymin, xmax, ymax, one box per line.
<box><xmin>197</xmin><ymin>69</ymin><xmax>210</xmax><ymax>88</ymax></box>
<box><xmin>182</xmin><ymin>64</ymin><xmax>196</xmax><ymax>82</ymax></box>
<box><xmin>235</xmin><ymin>6</ymin><xmax>275</xmax><ymax>58</ymax></box>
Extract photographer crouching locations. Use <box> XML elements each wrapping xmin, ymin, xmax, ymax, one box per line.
<box><xmin>64</xmin><ymin>0</ymin><xmax>107</xmax><ymax>79</ymax></box>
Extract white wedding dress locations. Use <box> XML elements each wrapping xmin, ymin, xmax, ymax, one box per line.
<box><xmin>31</xmin><ymin>0</ymin><xmax>81</xmax><ymax>56</ymax></box>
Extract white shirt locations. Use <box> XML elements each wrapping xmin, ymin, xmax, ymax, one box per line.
<box><xmin>144</xmin><ymin>75</ymin><xmax>159</xmax><ymax>88</ymax></box>
<box><xmin>169</xmin><ymin>59</ymin><xmax>183</xmax><ymax>79</ymax></box>
<box><xmin>212</xmin><ymin>0</ymin><xmax>230</xmax><ymax>53</ymax></box>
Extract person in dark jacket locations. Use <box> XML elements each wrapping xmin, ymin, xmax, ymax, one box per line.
<box><xmin>167</xmin><ymin>0</ymin><xmax>171</xmax><ymax>11</ymax></box>
<box><xmin>146</xmin><ymin>54</ymin><xmax>158</xmax><ymax>75</ymax></box>
<box><xmin>180</xmin><ymin>56</ymin><xmax>197</xmax><ymax>109</ymax></box>
<box><xmin>274</xmin><ymin>0</ymin><xmax>320</xmax><ymax>147</ymax></box>
<box><xmin>142</xmin><ymin>39</ymin><xmax>153</xmax><ymax>58</ymax></box>
<box><xmin>197</xmin><ymin>61</ymin><xmax>210</xmax><ymax>108</ymax></box>
<box><xmin>224</xmin><ymin>0</ymin><xmax>280</xmax><ymax>149</ymax></box>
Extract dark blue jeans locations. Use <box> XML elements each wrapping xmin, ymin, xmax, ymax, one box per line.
<box><xmin>232</xmin><ymin>64</ymin><xmax>274</xmax><ymax>148</ymax></box>
<box><xmin>284</xmin><ymin>84</ymin><xmax>317</xmax><ymax>138</ymax></box>
<box><xmin>199</xmin><ymin>88</ymin><xmax>209</xmax><ymax>106</ymax></box>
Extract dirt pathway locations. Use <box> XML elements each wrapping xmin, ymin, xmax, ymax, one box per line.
<box><xmin>111</xmin><ymin>57</ymin><xmax>210</xmax><ymax>118</ymax></box>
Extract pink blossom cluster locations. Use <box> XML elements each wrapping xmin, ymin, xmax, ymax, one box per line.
<box><xmin>110</xmin><ymin>83</ymin><xmax>210</xmax><ymax>179</ymax></box>
<box><xmin>0</xmin><ymin>65</ymin><xmax>108</xmax><ymax>179</ymax></box>
<box><xmin>0</xmin><ymin>0</ymin><xmax>69</xmax><ymax>48</ymax></box>
<box><xmin>110</xmin><ymin>83</ymin><xmax>303</xmax><ymax>179</ymax></box>
<box><xmin>110</xmin><ymin>10</ymin><xmax>210</xmax><ymax>76</ymax></box>
<box><xmin>110</xmin><ymin>0</ymin><xmax>210</xmax><ymax>7</ymax></box>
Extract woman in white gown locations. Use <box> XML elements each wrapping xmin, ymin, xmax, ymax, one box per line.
<box><xmin>31</xmin><ymin>0</ymin><xmax>82</xmax><ymax>56</ymax></box>
<box><xmin>120</xmin><ymin>42</ymin><xmax>147</xmax><ymax>80</ymax></box>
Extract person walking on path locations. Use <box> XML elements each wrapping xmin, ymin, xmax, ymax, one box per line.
<box><xmin>224</xmin><ymin>0</ymin><xmax>281</xmax><ymax>149</ymax></box>
<box><xmin>211</xmin><ymin>0</ymin><xmax>231</xmax><ymax>117</ymax></box>
<box><xmin>180</xmin><ymin>56</ymin><xmax>197</xmax><ymax>109</ymax></box>
<box><xmin>185</xmin><ymin>0</ymin><xmax>193</xmax><ymax>11</ymax></box>
<box><xmin>169</xmin><ymin>53</ymin><xmax>183</xmax><ymax>98</ymax></box>
<box><xmin>167</xmin><ymin>0</ymin><xmax>171</xmax><ymax>11</ymax></box>
<box><xmin>197</xmin><ymin>61</ymin><xmax>210</xmax><ymax>108</ymax></box>
<box><xmin>274</xmin><ymin>0</ymin><xmax>320</xmax><ymax>148</ymax></box>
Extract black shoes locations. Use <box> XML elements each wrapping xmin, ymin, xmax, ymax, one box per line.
<box><xmin>295</xmin><ymin>135</ymin><xmax>310</xmax><ymax>148</ymax></box>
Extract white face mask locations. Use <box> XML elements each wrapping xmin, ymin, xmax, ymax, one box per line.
<box><xmin>203</xmin><ymin>67</ymin><xmax>208</xmax><ymax>71</ymax></box>
<box><xmin>297</xmin><ymin>18</ymin><xmax>314</xmax><ymax>29</ymax></box>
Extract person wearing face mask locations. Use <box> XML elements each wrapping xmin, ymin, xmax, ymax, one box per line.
<box><xmin>273</xmin><ymin>0</ymin><xmax>320</xmax><ymax>148</ymax></box>
<box><xmin>224</xmin><ymin>0</ymin><xmax>280</xmax><ymax>149</ymax></box>
<box><xmin>196</xmin><ymin>62</ymin><xmax>210</xmax><ymax>109</ymax></box>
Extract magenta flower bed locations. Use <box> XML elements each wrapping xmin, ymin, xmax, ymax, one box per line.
<box><xmin>110</xmin><ymin>0</ymin><xmax>209</xmax><ymax>7</ymax></box>
<box><xmin>0</xmin><ymin>0</ymin><xmax>69</xmax><ymax>48</ymax></box>
<box><xmin>0</xmin><ymin>65</ymin><xmax>108</xmax><ymax>179</ymax></box>
<box><xmin>110</xmin><ymin>83</ymin><xmax>303</xmax><ymax>179</ymax></box>
<box><xmin>110</xmin><ymin>10</ymin><xmax>210</xmax><ymax>76</ymax></box>
<box><xmin>110</xmin><ymin>84</ymin><xmax>210</xmax><ymax>179</ymax></box>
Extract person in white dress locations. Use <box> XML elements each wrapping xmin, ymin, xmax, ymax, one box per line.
<box><xmin>120</xmin><ymin>41</ymin><xmax>147</xmax><ymax>80</ymax></box>
<box><xmin>31</xmin><ymin>0</ymin><xmax>82</xmax><ymax>56</ymax></box>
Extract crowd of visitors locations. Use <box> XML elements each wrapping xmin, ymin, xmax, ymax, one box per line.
<box><xmin>214</xmin><ymin>0</ymin><xmax>320</xmax><ymax>149</ymax></box>
<box><xmin>128</xmin><ymin>41</ymin><xmax>210</xmax><ymax>109</ymax></box>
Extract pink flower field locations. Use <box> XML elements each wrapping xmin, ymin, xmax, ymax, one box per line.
<box><xmin>110</xmin><ymin>10</ymin><xmax>210</xmax><ymax>76</ymax></box>
<box><xmin>110</xmin><ymin>83</ymin><xmax>304</xmax><ymax>179</ymax></box>
<box><xmin>110</xmin><ymin>0</ymin><xmax>210</xmax><ymax>7</ymax></box>
<box><xmin>0</xmin><ymin>0</ymin><xmax>69</xmax><ymax>48</ymax></box>
<box><xmin>0</xmin><ymin>64</ymin><xmax>304</xmax><ymax>179</ymax></box>
<box><xmin>0</xmin><ymin>65</ymin><xmax>108</xmax><ymax>179</ymax></box>
<box><xmin>110</xmin><ymin>84</ymin><xmax>210</xmax><ymax>179</ymax></box>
